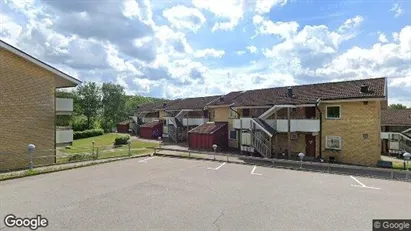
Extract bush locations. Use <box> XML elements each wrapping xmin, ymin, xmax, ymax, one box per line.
<box><xmin>114</xmin><ymin>134</ymin><xmax>130</xmax><ymax>145</ymax></box>
<box><xmin>72</xmin><ymin>115</ymin><xmax>89</xmax><ymax>131</ymax></box>
<box><xmin>73</xmin><ymin>129</ymin><xmax>104</xmax><ymax>140</ymax></box>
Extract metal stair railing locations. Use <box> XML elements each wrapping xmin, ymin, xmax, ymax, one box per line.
<box><xmin>251</xmin><ymin>130</ymin><xmax>271</xmax><ymax>158</ymax></box>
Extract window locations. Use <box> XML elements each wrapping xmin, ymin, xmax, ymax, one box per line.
<box><xmin>229</xmin><ymin>130</ymin><xmax>237</xmax><ymax>140</ymax></box>
<box><xmin>326</xmin><ymin>106</ymin><xmax>341</xmax><ymax>119</ymax></box>
<box><xmin>326</xmin><ymin>136</ymin><xmax>342</xmax><ymax>150</ymax></box>
<box><xmin>243</xmin><ymin>108</ymin><xmax>250</xmax><ymax>117</ymax></box>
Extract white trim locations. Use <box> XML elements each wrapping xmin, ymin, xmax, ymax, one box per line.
<box><xmin>325</xmin><ymin>105</ymin><xmax>341</xmax><ymax>120</ymax></box>
<box><xmin>320</xmin><ymin>98</ymin><xmax>384</xmax><ymax>103</ymax></box>
<box><xmin>206</xmin><ymin>103</ymin><xmax>235</xmax><ymax>109</ymax></box>
<box><xmin>252</xmin><ymin>120</ymin><xmax>273</xmax><ymax>137</ymax></box>
<box><xmin>0</xmin><ymin>40</ymin><xmax>81</xmax><ymax>86</ymax></box>
<box><xmin>232</xmin><ymin>106</ymin><xmax>272</xmax><ymax>109</ymax></box>
<box><xmin>325</xmin><ymin>136</ymin><xmax>342</xmax><ymax>150</ymax></box>
<box><xmin>402</xmin><ymin>128</ymin><xmax>411</xmax><ymax>134</ymax></box>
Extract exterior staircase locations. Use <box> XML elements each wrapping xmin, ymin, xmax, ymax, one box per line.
<box><xmin>399</xmin><ymin>133</ymin><xmax>411</xmax><ymax>154</ymax></box>
<box><xmin>168</xmin><ymin>117</ymin><xmax>184</xmax><ymax>143</ymax></box>
<box><xmin>249</xmin><ymin>118</ymin><xmax>276</xmax><ymax>158</ymax></box>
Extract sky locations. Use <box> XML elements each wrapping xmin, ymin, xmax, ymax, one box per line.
<box><xmin>0</xmin><ymin>0</ymin><xmax>410</xmax><ymax>106</ymax></box>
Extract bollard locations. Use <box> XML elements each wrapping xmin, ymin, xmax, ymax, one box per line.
<box><xmin>189</xmin><ymin>151</ymin><xmax>191</xmax><ymax>158</ymax></box>
<box><xmin>27</xmin><ymin>144</ymin><xmax>35</xmax><ymax>170</ymax></box>
<box><xmin>92</xmin><ymin>141</ymin><xmax>95</xmax><ymax>156</ymax></box>
<box><xmin>127</xmin><ymin>140</ymin><xmax>131</xmax><ymax>156</ymax></box>
<box><xmin>212</xmin><ymin>144</ymin><xmax>217</xmax><ymax>161</ymax></box>
<box><xmin>298</xmin><ymin>153</ymin><xmax>305</xmax><ymax>170</ymax></box>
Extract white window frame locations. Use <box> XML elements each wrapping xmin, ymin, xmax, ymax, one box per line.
<box><xmin>229</xmin><ymin>130</ymin><xmax>237</xmax><ymax>140</ymax></box>
<box><xmin>325</xmin><ymin>105</ymin><xmax>341</xmax><ymax>119</ymax></box>
<box><xmin>325</xmin><ymin>136</ymin><xmax>342</xmax><ymax>150</ymax></box>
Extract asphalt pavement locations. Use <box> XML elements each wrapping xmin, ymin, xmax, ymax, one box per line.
<box><xmin>1</xmin><ymin>156</ymin><xmax>410</xmax><ymax>230</ymax></box>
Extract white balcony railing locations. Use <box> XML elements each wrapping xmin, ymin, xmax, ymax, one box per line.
<box><xmin>56</xmin><ymin>129</ymin><xmax>73</xmax><ymax>144</ymax></box>
<box><xmin>182</xmin><ymin>118</ymin><xmax>208</xmax><ymax>126</ymax></box>
<box><xmin>276</xmin><ymin>119</ymin><xmax>320</xmax><ymax>132</ymax></box>
<box><xmin>233</xmin><ymin>118</ymin><xmax>320</xmax><ymax>132</ymax></box>
<box><xmin>141</xmin><ymin>117</ymin><xmax>157</xmax><ymax>123</ymax></box>
<box><xmin>56</xmin><ymin>98</ymin><xmax>73</xmax><ymax>115</ymax></box>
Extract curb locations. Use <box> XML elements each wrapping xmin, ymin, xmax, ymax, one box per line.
<box><xmin>0</xmin><ymin>153</ymin><xmax>153</xmax><ymax>182</ymax></box>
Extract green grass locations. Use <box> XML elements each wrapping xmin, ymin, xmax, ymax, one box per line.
<box><xmin>60</xmin><ymin>133</ymin><xmax>158</xmax><ymax>154</ymax></box>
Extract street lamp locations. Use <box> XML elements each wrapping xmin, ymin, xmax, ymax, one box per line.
<box><xmin>27</xmin><ymin>144</ymin><xmax>35</xmax><ymax>170</ymax></box>
<box><xmin>212</xmin><ymin>144</ymin><xmax>218</xmax><ymax>161</ymax></box>
<box><xmin>403</xmin><ymin>152</ymin><xmax>411</xmax><ymax>171</ymax></box>
<box><xmin>158</xmin><ymin>136</ymin><xmax>162</xmax><ymax>149</ymax></box>
<box><xmin>127</xmin><ymin>140</ymin><xmax>131</xmax><ymax>156</ymax></box>
<box><xmin>298</xmin><ymin>152</ymin><xmax>305</xmax><ymax>169</ymax></box>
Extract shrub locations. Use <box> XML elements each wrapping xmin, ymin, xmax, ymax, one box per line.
<box><xmin>114</xmin><ymin>134</ymin><xmax>131</xmax><ymax>145</ymax></box>
<box><xmin>72</xmin><ymin>115</ymin><xmax>89</xmax><ymax>131</ymax></box>
<box><xmin>73</xmin><ymin>129</ymin><xmax>104</xmax><ymax>140</ymax></box>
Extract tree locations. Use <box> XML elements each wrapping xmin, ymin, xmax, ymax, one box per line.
<box><xmin>101</xmin><ymin>83</ymin><xmax>127</xmax><ymax>131</ymax></box>
<box><xmin>124</xmin><ymin>95</ymin><xmax>164</xmax><ymax>116</ymax></box>
<box><xmin>77</xmin><ymin>82</ymin><xmax>102</xmax><ymax>129</ymax></box>
<box><xmin>389</xmin><ymin>104</ymin><xmax>407</xmax><ymax>110</ymax></box>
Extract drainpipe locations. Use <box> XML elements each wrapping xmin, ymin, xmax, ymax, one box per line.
<box><xmin>229</xmin><ymin>106</ymin><xmax>241</xmax><ymax>149</ymax></box>
<box><xmin>315</xmin><ymin>98</ymin><xmax>322</xmax><ymax>159</ymax></box>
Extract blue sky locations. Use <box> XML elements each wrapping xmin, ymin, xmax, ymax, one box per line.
<box><xmin>0</xmin><ymin>0</ymin><xmax>410</xmax><ymax>106</ymax></box>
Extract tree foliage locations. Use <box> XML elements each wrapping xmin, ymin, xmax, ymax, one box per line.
<box><xmin>389</xmin><ymin>104</ymin><xmax>407</xmax><ymax>110</ymax></box>
<box><xmin>77</xmin><ymin>82</ymin><xmax>102</xmax><ymax>129</ymax></box>
<box><xmin>101</xmin><ymin>83</ymin><xmax>127</xmax><ymax>131</ymax></box>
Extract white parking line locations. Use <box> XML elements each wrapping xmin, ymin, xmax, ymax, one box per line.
<box><xmin>251</xmin><ymin>166</ymin><xmax>262</xmax><ymax>176</ymax></box>
<box><xmin>349</xmin><ymin>176</ymin><xmax>380</xmax><ymax>190</ymax></box>
<box><xmin>138</xmin><ymin>157</ymin><xmax>156</xmax><ymax>163</ymax></box>
<box><xmin>207</xmin><ymin>162</ymin><xmax>226</xmax><ymax>171</ymax></box>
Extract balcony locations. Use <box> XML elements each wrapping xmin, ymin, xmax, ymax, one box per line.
<box><xmin>182</xmin><ymin>118</ymin><xmax>208</xmax><ymax>126</ymax></box>
<box><xmin>56</xmin><ymin>98</ymin><xmax>73</xmax><ymax>115</ymax></box>
<box><xmin>233</xmin><ymin>118</ymin><xmax>320</xmax><ymax>133</ymax></box>
<box><xmin>56</xmin><ymin>127</ymin><xmax>73</xmax><ymax>145</ymax></box>
<box><xmin>276</xmin><ymin>119</ymin><xmax>320</xmax><ymax>132</ymax></box>
<box><xmin>141</xmin><ymin>117</ymin><xmax>157</xmax><ymax>123</ymax></box>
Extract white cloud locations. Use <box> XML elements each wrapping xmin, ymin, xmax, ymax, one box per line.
<box><xmin>194</xmin><ymin>48</ymin><xmax>226</xmax><ymax>58</ymax></box>
<box><xmin>246</xmin><ymin>45</ymin><xmax>258</xmax><ymax>54</ymax></box>
<box><xmin>337</xmin><ymin>15</ymin><xmax>364</xmax><ymax>33</ymax></box>
<box><xmin>378</xmin><ymin>32</ymin><xmax>388</xmax><ymax>43</ymax></box>
<box><xmin>390</xmin><ymin>3</ymin><xmax>404</xmax><ymax>18</ymax></box>
<box><xmin>255</xmin><ymin>0</ymin><xmax>288</xmax><ymax>14</ymax></box>
<box><xmin>162</xmin><ymin>5</ymin><xmax>206</xmax><ymax>32</ymax></box>
<box><xmin>192</xmin><ymin>0</ymin><xmax>246</xmax><ymax>32</ymax></box>
<box><xmin>236</xmin><ymin>50</ymin><xmax>246</xmax><ymax>55</ymax></box>
<box><xmin>252</xmin><ymin>15</ymin><xmax>299</xmax><ymax>39</ymax></box>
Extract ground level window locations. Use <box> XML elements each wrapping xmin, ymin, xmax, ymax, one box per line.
<box><xmin>326</xmin><ymin>136</ymin><xmax>342</xmax><ymax>150</ymax></box>
<box><xmin>229</xmin><ymin>130</ymin><xmax>237</xmax><ymax>140</ymax></box>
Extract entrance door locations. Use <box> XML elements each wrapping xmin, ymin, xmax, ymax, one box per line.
<box><xmin>305</xmin><ymin>134</ymin><xmax>316</xmax><ymax>157</ymax></box>
<box><xmin>305</xmin><ymin>107</ymin><xmax>316</xmax><ymax>119</ymax></box>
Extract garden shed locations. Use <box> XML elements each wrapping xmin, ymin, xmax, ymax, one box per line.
<box><xmin>188</xmin><ymin>122</ymin><xmax>228</xmax><ymax>151</ymax></box>
<box><xmin>139</xmin><ymin>120</ymin><xmax>163</xmax><ymax>139</ymax></box>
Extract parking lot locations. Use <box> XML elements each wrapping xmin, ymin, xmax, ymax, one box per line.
<box><xmin>1</xmin><ymin>156</ymin><xmax>410</xmax><ymax>230</ymax></box>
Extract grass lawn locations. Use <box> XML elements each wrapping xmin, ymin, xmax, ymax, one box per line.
<box><xmin>60</xmin><ymin>133</ymin><xmax>159</xmax><ymax>154</ymax></box>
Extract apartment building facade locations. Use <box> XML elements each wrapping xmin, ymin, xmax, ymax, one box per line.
<box><xmin>0</xmin><ymin>40</ymin><xmax>81</xmax><ymax>171</ymax></box>
<box><xmin>136</xmin><ymin>78</ymin><xmax>387</xmax><ymax>166</ymax></box>
<box><xmin>381</xmin><ymin>109</ymin><xmax>411</xmax><ymax>155</ymax></box>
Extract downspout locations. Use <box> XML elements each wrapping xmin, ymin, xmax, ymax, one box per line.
<box><xmin>315</xmin><ymin>98</ymin><xmax>322</xmax><ymax>159</ymax></box>
<box><xmin>229</xmin><ymin>106</ymin><xmax>241</xmax><ymax>149</ymax></box>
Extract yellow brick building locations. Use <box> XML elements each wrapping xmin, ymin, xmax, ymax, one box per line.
<box><xmin>0</xmin><ymin>40</ymin><xmax>81</xmax><ymax>171</ymax></box>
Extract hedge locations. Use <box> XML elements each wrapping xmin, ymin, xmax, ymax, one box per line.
<box><xmin>114</xmin><ymin>134</ymin><xmax>131</xmax><ymax>145</ymax></box>
<box><xmin>73</xmin><ymin>129</ymin><xmax>104</xmax><ymax>140</ymax></box>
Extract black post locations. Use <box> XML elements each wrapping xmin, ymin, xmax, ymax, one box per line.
<box><xmin>315</xmin><ymin>99</ymin><xmax>322</xmax><ymax>159</ymax></box>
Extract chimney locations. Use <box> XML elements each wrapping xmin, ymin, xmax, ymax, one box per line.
<box><xmin>360</xmin><ymin>84</ymin><xmax>369</xmax><ymax>93</ymax></box>
<box><xmin>219</xmin><ymin>96</ymin><xmax>224</xmax><ymax>102</ymax></box>
<box><xmin>287</xmin><ymin>87</ymin><xmax>293</xmax><ymax>98</ymax></box>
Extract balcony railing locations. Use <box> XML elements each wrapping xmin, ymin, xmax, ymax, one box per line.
<box><xmin>233</xmin><ymin>118</ymin><xmax>320</xmax><ymax>132</ymax></box>
<box><xmin>56</xmin><ymin>98</ymin><xmax>73</xmax><ymax>115</ymax></box>
<box><xmin>182</xmin><ymin>118</ymin><xmax>208</xmax><ymax>126</ymax></box>
<box><xmin>56</xmin><ymin>128</ymin><xmax>73</xmax><ymax>144</ymax></box>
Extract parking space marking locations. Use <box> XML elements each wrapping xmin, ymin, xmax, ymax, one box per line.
<box><xmin>138</xmin><ymin>157</ymin><xmax>156</xmax><ymax>163</ymax></box>
<box><xmin>349</xmin><ymin>176</ymin><xmax>380</xmax><ymax>190</ymax></box>
<box><xmin>251</xmin><ymin>166</ymin><xmax>262</xmax><ymax>176</ymax></box>
<box><xmin>207</xmin><ymin>162</ymin><xmax>226</xmax><ymax>171</ymax></box>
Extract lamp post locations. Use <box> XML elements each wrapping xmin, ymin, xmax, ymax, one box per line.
<box><xmin>158</xmin><ymin>136</ymin><xmax>162</xmax><ymax>149</ymax></box>
<box><xmin>127</xmin><ymin>140</ymin><xmax>131</xmax><ymax>156</ymax></box>
<box><xmin>27</xmin><ymin>144</ymin><xmax>35</xmax><ymax>170</ymax></box>
<box><xmin>403</xmin><ymin>152</ymin><xmax>411</xmax><ymax>179</ymax></box>
<box><xmin>212</xmin><ymin>144</ymin><xmax>218</xmax><ymax>161</ymax></box>
<box><xmin>298</xmin><ymin>152</ymin><xmax>305</xmax><ymax>169</ymax></box>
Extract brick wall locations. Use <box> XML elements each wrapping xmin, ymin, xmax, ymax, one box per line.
<box><xmin>0</xmin><ymin>48</ymin><xmax>56</xmax><ymax>171</ymax></box>
<box><xmin>320</xmin><ymin>100</ymin><xmax>381</xmax><ymax>166</ymax></box>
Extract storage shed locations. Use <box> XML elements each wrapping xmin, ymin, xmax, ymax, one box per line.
<box><xmin>188</xmin><ymin>122</ymin><xmax>228</xmax><ymax>151</ymax></box>
<box><xmin>139</xmin><ymin>120</ymin><xmax>163</xmax><ymax>139</ymax></box>
<box><xmin>116</xmin><ymin>119</ymin><xmax>130</xmax><ymax>133</ymax></box>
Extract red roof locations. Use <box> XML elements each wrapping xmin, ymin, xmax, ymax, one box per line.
<box><xmin>140</xmin><ymin>120</ymin><xmax>163</xmax><ymax>128</ymax></box>
<box><xmin>189</xmin><ymin>122</ymin><xmax>227</xmax><ymax>134</ymax></box>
